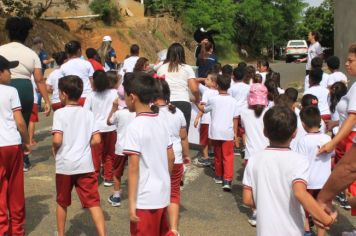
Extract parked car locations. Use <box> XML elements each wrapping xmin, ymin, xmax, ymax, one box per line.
<box><xmin>285</xmin><ymin>40</ymin><xmax>308</xmax><ymax>63</ymax></box>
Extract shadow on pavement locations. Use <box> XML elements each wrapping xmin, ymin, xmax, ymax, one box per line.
<box><xmin>25</xmin><ymin>194</ymin><xmax>51</xmax><ymax>234</ymax></box>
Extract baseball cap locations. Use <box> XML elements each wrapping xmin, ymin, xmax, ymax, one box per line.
<box><xmin>248</xmin><ymin>83</ymin><xmax>268</xmax><ymax>106</ymax></box>
<box><xmin>0</xmin><ymin>55</ymin><xmax>19</xmax><ymax>70</ymax></box>
<box><xmin>103</xmin><ymin>36</ymin><xmax>112</xmax><ymax>42</ymax></box>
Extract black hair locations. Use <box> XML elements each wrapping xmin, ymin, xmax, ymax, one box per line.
<box><xmin>222</xmin><ymin>64</ymin><xmax>233</xmax><ymax>77</ymax></box>
<box><xmin>65</xmin><ymin>40</ymin><xmax>81</xmax><ymax>56</ymax></box>
<box><xmin>329</xmin><ymin>82</ymin><xmax>347</xmax><ymax>113</ymax></box>
<box><xmin>301</xmin><ymin>94</ymin><xmax>319</xmax><ymax>108</ymax></box>
<box><xmin>238</xmin><ymin>62</ymin><xmax>247</xmax><ymax>68</ymax></box>
<box><xmin>257</xmin><ymin>59</ymin><xmax>270</xmax><ymax>71</ymax></box>
<box><xmin>164</xmin><ymin>43</ymin><xmax>186</xmax><ymax>72</ymax></box>
<box><xmin>243</xmin><ymin>65</ymin><xmax>256</xmax><ymax>84</ymax></box>
<box><xmin>52</xmin><ymin>51</ymin><xmax>67</xmax><ymax>66</ymax></box>
<box><xmin>266</xmin><ymin>71</ymin><xmax>281</xmax><ymax>88</ymax></box>
<box><xmin>254</xmin><ymin>74</ymin><xmax>263</xmax><ymax>83</ymax></box>
<box><xmin>86</xmin><ymin>48</ymin><xmax>98</xmax><ymax>59</ymax></box>
<box><xmin>106</xmin><ymin>70</ymin><xmax>119</xmax><ymax>89</ymax></box>
<box><xmin>217</xmin><ymin>74</ymin><xmax>231</xmax><ymax>90</ymax></box>
<box><xmin>251</xmin><ymin>105</ymin><xmax>266</xmax><ymax>118</ymax></box>
<box><xmin>326</xmin><ymin>56</ymin><xmax>340</xmax><ymax>70</ymax></box>
<box><xmin>263</xmin><ymin>106</ymin><xmax>297</xmax><ymax>143</ymax></box>
<box><xmin>233</xmin><ymin>66</ymin><xmax>244</xmax><ymax>82</ymax></box>
<box><xmin>123</xmin><ymin>72</ymin><xmax>160</xmax><ymax>107</ymax></box>
<box><xmin>211</xmin><ymin>63</ymin><xmax>222</xmax><ymax>74</ymax></box>
<box><xmin>264</xmin><ymin>78</ymin><xmax>279</xmax><ymax>102</ymax></box>
<box><xmin>130</xmin><ymin>44</ymin><xmax>140</xmax><ymax>56</ymax></box>
<box><xmin>311</xmin><ymin>31</ymin><xmax>320</xmax><ymax>42</ymax></box>
<box><xmin>155</xmin><ymin>79</ymin><xmax>176</xmax><ymax>114</ymax></box>
<box><xmin>93</xmin><ymin>70</ymin><xmax>109</xmax><ymax>92</ymax></box>
<box><xmin>300</xmin><ymin>106</ymin><xmax>321</xmax><ymax>129</ymax></box>
<box><xmin>309</xmin><ymin>68</ymin><xmax>323</xmax><ymax>85</ymax></box>
<box><xmin>274</xmin><ymin>94</ymin><xmax>294</xmax><ymax>109</ymax></box>
<box><xmin>285</xmin><ymin>87</ymin><xmax>298</xmax><ymax>102</ymax></box>
<box><xmin>58</xmin><ymin>75</ymin><xmax>83</xmax><ymax>100</ymax></box>
<box><xmin>311</xmin><ymin>56</ymin><xmax>323</xmax><ymax>69</ymax></box>
<box><xmin>5</xmin><ymin>17</ymin><xmax>33</xmax><ymax>43</ymax></box>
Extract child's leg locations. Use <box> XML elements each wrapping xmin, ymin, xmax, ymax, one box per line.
<box><xmin>202</xmin><ymin>145</ymin><xmax>209</xmax><ymax>159</ymax></box>
<box><xmin>56</xmin><ymin>204</ymin><xmax>67</xmax><ymax>236</ymax></box>
<box><xmin>102</xmin><ymin>132</ymin><xmax>117</xmax><ymax>182</ymax></box>
<box><xmin>88</xmin><ymin>206</ymin><xmax>106</xmax><ymax>236</ymax></box>
<box><xmin>91</xmin><ymin>140</ymin><xmax>103</xmax><ymax>179</ymax></box>
<box><xmin>199</xmin><ymin>124</ymin><xmax>209</xmax><ymax>159</ymax></box>
<box><xmin>213</xmin><ymin>141</ymin><xmax>223</xmax><ymax>179</ymax></box>
<box><xmin>56</xmin><ymin>174</ymin><xmax>73</xmax><ymax>236</ymax></box>
<box><xmin>168</xmin><ymin>164</ymin><xmax>184</xmax><ymax>232</ymax></box>
<box><xmin>222</xmin><ymin>141</ymin><xmax>234</xmax><ymax>181</ymax></box>
<box><xmin>112</xmin><ymin>155</ymin><xmax>127</xmax><ymax>195</ymax></box>
<box><xmin>0</xmin><ymin>151</ymin><xmax>9</xmax><ymax>235</ymax></box>
<box><xmin>28</xmin><ymin>121</ymin><xmax>36</xmax><ymax>146</ymax></box>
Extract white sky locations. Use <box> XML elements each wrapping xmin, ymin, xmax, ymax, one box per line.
<box><xmin>305</xmin><ymin>0</ymin><xmax>323</xmax><ymax>7</ymax></box>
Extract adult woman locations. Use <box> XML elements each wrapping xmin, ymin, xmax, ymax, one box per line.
<box><xmin>0</xmin><ymin>17</ymin><xmax>51</xmax><ymax>171</ymax></box>
<box><xmin>298</xmin><ymin>31</ymin><xmax>323</xmax><ymax>75</ymax></box>
<box><xmin>97</xmin><ymin>35</ymin><xmax>118</xmax><ymax>70</ymax></box>
<box><xmin>197</xmin><ymin>41</ymin><xmax>218</xmax><ymax>78</ymax></box>
<box><xmin>157</xmin><ymin>43</ymin><xmax>200</xmax><ymax>132</ymax></box>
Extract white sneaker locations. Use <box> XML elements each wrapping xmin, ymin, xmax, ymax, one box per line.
<box><xmin>248</xmin><ymin>211</ymin><xmax>257</xmax><ymax>227</ymax></box>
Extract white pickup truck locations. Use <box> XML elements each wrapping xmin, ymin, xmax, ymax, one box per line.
<box><xmin>285</xmin><ymin>40</ymin><xmax>308</xmax><ymax>63</ymax></box>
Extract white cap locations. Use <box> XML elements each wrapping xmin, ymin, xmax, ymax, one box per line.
<box><xmin>103</xmin><ymin>36</ymin><xmax>112</xmax><ymax>42</ymax></box>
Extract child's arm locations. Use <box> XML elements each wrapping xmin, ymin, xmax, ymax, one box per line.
<box><xmin>233</xmin><ymin>117</ymin><xmax>239</xmax><ymax>148</ymax></box>
<box><xmin>52</xmin><ymin>132</ymin><xmax>63</xmax><ymax>156</ymax></box>
<box><xmin>194</xmin><ymin>111</ymin><xmax>203</xmax><ymax>128</ymax></box>
<box><xmin>128</xmin><ymin>154</ymin><xmax>140</xmax><ymax>222</ymax></box>
<box><xmin>167</xmin><ymin>147</ymin><xmax>175</xmax><ymax>174</ymax></box>
<box><xmin>180</xmin><ymin>128</ymin><xmax>191</xmax><ymax>165</ymax></box>
<box><xmin>107</xmin><ymin>98</ymin><xmax>119</xmax><ymax>126</ymax></box>
<box><xmin>13</xmin><ymin>110</ymin><xmax>31</xmax><ymax>154</ymax></box>
<box><xmin>242</xmin><ymin>186</ymin><xmax>256</xmax><ymax>208</ymax></box>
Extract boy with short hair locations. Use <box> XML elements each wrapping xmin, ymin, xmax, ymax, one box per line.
<box><xmin>52</xmin><ymin>75</ymin><xmax>106</xmax><ymax>236</ymax></box>
<box><xmin>242</xmin><ymin>106</ymin><xmax>336</xmax><ymax>236</ymax></box>
<box><xmin>0</xmin><ymin>55</ymin><xmax>30</xmax><ymax>235</ymax></box>
<box><xmin>326</xmin><ymin>56</ymin><xmax>348</xmax><ymax>87</ymax></box>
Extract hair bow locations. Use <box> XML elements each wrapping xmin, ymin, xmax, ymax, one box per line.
<box><xmin>153</xmin><ymin>73</ymin><xmax>165</xmax><ymax>81</ymax></box>
<box><xmin>311</xmin><ymin>99</ymin><xmax>318</xmax><ymax>105</ymax></box>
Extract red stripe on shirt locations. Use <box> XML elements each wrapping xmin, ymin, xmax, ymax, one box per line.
<box><xmin>137</xmin><ymin>112</ymin><xmax>158</xmax><ymax>117</ymax></box>
<box><xmin>12</xmin><ymin>106</ymin><xmax>22</xmax><ymax>111</ymax></box>
<box><xmin>167</xmin><ymin>144</ymin><xmax>173</xmax><ymax>149</ymax></box>
<box><xmin>92</xmin><ymin>130</ymin><xmax>100</xmax><ymax>135</ymax></box>
<box><xmin>292</xmin><ymin>178</ymin><xmax>307</xmax><ymax>186</ymax></box>
<box><xmin>348</xmin><ymin>111</ymin><xmax>356</xmax><ymax>115</ymax></box>
<box><xmin>52</xmin><ymin>130</ymin><xmax>63</xmax><ymax>134</ymax></box>
<box><xmin>123</xmin><ymin>150</ymin><xmax>141</xmax><ymax>156</ymax></box>
<box><xmin>243</xmin><ymin>185</ymin><xmax>252</xmax><ymax>190</ymax></box>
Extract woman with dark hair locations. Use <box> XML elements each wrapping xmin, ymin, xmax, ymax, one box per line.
<box><xmin>298</xmin><ymin>31</ymin><xmax>323</xmax><ymax>75</ymax></box>
<box><xmin>157</xmin><ymin>43</ymin><xmax>200</xmax><ymax>132</ymax></box>
<box><xmin>0</xmin><ymin>16</ymin><xmax>51</xmax><ymax>172</ymax></box>
<box><xmin>197</xmin><ymin>41</ymin><xmax>218</xmax><ymax>78</ymax></box>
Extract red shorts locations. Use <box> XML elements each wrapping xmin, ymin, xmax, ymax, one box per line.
<box><xmin>52</xmin><ymin>102</ymin><xmax>63</xmax><ymax>111</ymax></box>
<box><xmin>56</xmin><ymin>172</ymin><xmax>100</xmax><ymax>208</ymax></box>
<box><xmin>113</xmin><ymin>155</ymin><xmax>127</xmax><ymax>179</ymax></box>
<box><xmin>170</xmin><ymin>164</ymin><xmax>184</xmax><ymax>204</ymax></box>
<box><xmin>130</xmin><ymin>207</ymin><xmax>171</xmax><ymax>236</ymax></box>
<box><xmin>29</xmin><ymin>103</ymin><xmax>39</xmax><ymax>122</ymax></box>
<box><xmin>321</xmin><ymin>114</ymin><xmax>331</xmax><ymax>121</ymax></box>
<box><xmin>335</xmin><ymin>131</ymin><xmax>356</xmax><ymax>163</ymax></box>
<box><xmin>200</xmin><ymin>124</ymin><xmax>209</xmax><ymax>146</ymax></box>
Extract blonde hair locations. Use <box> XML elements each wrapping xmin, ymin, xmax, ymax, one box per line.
<box><xmin>98</xmin><ymin>41</ymin><xmax>112</xmax><ymax>66</ymax></box>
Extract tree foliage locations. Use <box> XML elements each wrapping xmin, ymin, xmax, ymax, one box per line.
<box><xmin>89</xmin><ymin>0</ymin><xmax>120</xmax><ymax>26</ymax></box>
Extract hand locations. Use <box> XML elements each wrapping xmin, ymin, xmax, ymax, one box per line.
<box><xmin>314</xmin><ymin>199</ymin><xmax>338</xmax><ymax>229</ymax></box>
<box><xmin>325</xmin><ymin>120</ymin><xmax>338</xmax><ymax>132</ymax></box>
<box><xmin>318</xmin><ymin>141</ymin><xmax>335</xmax><ymax>156</ymax></box>
<box><xmin>43</xmin><ymin>102</ymin><xmax>51</xmax><ymax>116</ymax></box>
<box><xmin>112</xmin><ymin>98</ymin><xmax>119</xmax><ymax>110</ymax></box>
<box><xmin>194</xmin><ymin>118</ymin><xmax>200</xmax><ymax>128</ymax></box>
<box><xmin>129</xmin><ymin>210</ymin><xmax>139</xmax><ymax>223</ymax></box>
<box><xmin>23</xmin><ymin>143</ymin><xmax>32</xmax><ymax>155</ymax></box>
<box><xmin>183</xmin><ymin>156</ymin><xmax>191</xmax><ymax>166</ymax></box>
<box><xmin>234</xmin><ymin>136</ymin><xmax>240</xmax><ymax>148</ymax></box>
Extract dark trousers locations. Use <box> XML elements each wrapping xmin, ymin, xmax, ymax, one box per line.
<box><xmin>171</xmin><ymin>101</ymin><xmax>192</xmax><ymax>134</ymax></box>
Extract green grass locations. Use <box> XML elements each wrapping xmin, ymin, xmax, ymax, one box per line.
<box><xmin>153</xmin><ymin>31</ymin><xmax>170</xmax><ymax>48</ymax></box>
<box><xmin>219</xmin><ymin>50</ymin><xmax>241</xmax><ymax>65</ymax></box>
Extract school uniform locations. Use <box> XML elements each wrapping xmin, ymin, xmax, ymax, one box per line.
<box><xmin>123</xmin><ymin>112</ymin><xmax>172</xmax><ymax>236</ymax></box>
<box><xmin>304</xmin><ymin>73</ymin><xmax>329</xmax><ymax>91</ymax></box>
<box><xmin>199</xmin><ymin>85</ymin><xmax>218</xmax><ymax>146</ymax></box>
<box><xmin>46</xmin><ymin>68</ymin><xmax>63</xmax><ymax>111</ymax></box>
<box><xmin>243</xmin><ymin>147</ymin><xmax>310</xmax><ymax>236</ymax></box>
<box><xmin>327</xmin><ymin>71</ymin><xmax>348</xmax><ymax>87</ymax></box>
<box><xmin>84</xmin><ymin>89</ymin><xmax>118</xmax><ymax>181</ymax></box>
<box><xmin>205</xmin><ymin>94</ymin><xmax>239</xmax><ymax>181</ymax></box>
<box><xmin>304</xmin><ymin>85</ymin><xmax>331</xmax><ymax>120</ymax></box>
<box><xmin>0</xmin><ymin>85</ymin><xmax>25</xmax><ymax>235</ymax></box>
<box><xmin>52</xmin><ymin>105</ymin><xmax>100</xmax><ymax>208</ymax></box>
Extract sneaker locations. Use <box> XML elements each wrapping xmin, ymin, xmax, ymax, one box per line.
<box><xmin>23</xmin><ymin>162</ymin><xmax>30</xmax><ymax>172</ymax></box>
<box><xmin>213</xmin><ymin>176</ymin><xmax>223</xmax><ymax>184</ymax></box>
<box><xmin>304</xmin><ymin>231</ymin><xmax>313</xmax><ymax>236</ymax></box>
<box><xmin>342</xmin><ymin>199</ymin><xmax>352</xmax><ymax>210</ymax></box>
<box><xmin>108</xmin><ymin>195</ymin><xmax>121</xmax><ymax>207</ymax></box>
<box><xmin>337</xmin><ymin>192</ymin><xmax>346</xmax><ymax>203</ymax></box>
<box><xmin>222</xmin><ymin>180</ymin><xmax>232</xmax><ymax>191</ymax></box>
<box><xmin>103</xmin><ymin>179</ymin><xmax>113</xmax><ymax>187</ymax></box>
<box><xmin>234</xmin><ymin>147</ymin><xmax>240</xmax><ymax>156</ymax></box>
<box><xmin>248</xmin><ymin>212</ymin><xmax>257</xmax><ymax>227</ymax></box>
<box><xmin>196</xmin><ymin>157</ymin><xmax>211</xmax><ymax>167</ymax></box>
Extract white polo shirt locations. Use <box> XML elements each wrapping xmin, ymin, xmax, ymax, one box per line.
<box><xmin>200</xmin><ymin>87</ymin><xmax>218</xmax><ymax>124</ymax></box>
<box><xmin>291</xmin><ymin>108</ymin><xmax>305</xmax><ymax>151</ymax></box>
<box><xmin>159</xmin><ymin>106</ymin><xmax>187</xmax><ymax>164</ymax></box>
<box><xmin>304</xmin><ymin>73</ymin><xmax>329</xmax><ymax>92</ymax></box>
<box><xmin>59</xmin><ymin>58</ymin><xmax>94</xmax><ymax>97</ymax></box>
<box><xmin>109</xmin><ymin>108</ymin><xmax>135</xmax><ymax>156</ymax></box>
<box><xmin>46</xmin><ymin>68</ymin><xmax>62</xmax><ymax>104</ymax></box>
<box><xmin>243</xmin><ymin>148</ymin><xmax>309</xmax><ymax>236</ymax></box>
<box><xmin>119</xmin><ymin>56</ymin><xmax>139</xmax><ymax>77</ymax></box>
<box><xmin>304</xmin><ymin>85</ymin><xmax>330</xmax><ymax>115</ymax></box>
<box><xmin>240</xmin><ymin>108</ymin><xmax>269</xmax><ymax>159</ymax></box>
<box><xmin>327</xmin><ymin>71</ymin><xmax>348</xmax><ymax>87</ymax></box>
<box><xmin>296</xmin><ymin>132</ymin><xmax>332</xmax><ymax>189</ymax></box>
<box><xmin>84</xmin><ymin>89</ymin><xmax>118</xmax><ymax>133</ymax></box>
<box><xmin>123</xmin><ymin>112</ymin><xmax>172</xmax><ymax>209</ymax></box>
<box><xmin>52</xmin><ymin>106</ymin><xmax>98</xmax><ymax>175</ymax></box>
<box><xmin>228</xmin><ymin>82</ymin><xmax>250</xmax><ymax>114</ymax></box>
<box><xmin>204</xmin><ymin>94</ymin><xmax>239</xmax><ymax>141</ymax></box>
<box><xmin>336</xmin><ymin>82</ymin><xmax>356</xmax><ymax>131</ymax></box>
<box><xmin>0</xmin><ymin>85</ymin><xmax>22</xmax><ymax>147</ymax></box>
<box><xmin>306</xmin><ymin>42</ymin><xmax>323</xmax><ymax>70</ymax></box>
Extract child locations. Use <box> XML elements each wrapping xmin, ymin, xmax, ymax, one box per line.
<box><xmin>296</xmin><ymin>106</ymin><xmax>333</xmax><ymax>236</ymax></box>
<box><xmin>46</xmin><ymin>51</ymin><xmax>67</xmax><ymax>111</ymax></box>
<box><xmin>242</xmin><ymin>65</ymin><xmax>256</xmax><ymax>85</ymax></box>
<box><xmin>52</xmin><ymin>75</ymin><xmax>106</xmax><ymax>236</ymax></box>
<box><xmin>304</xmin><ymin>57</ymin><xmax>329</xmax><ymax>91</ymax></box>
<box><xmin>328</xmin><ymin>82</ymin><xmax>348</xmax><ymax>137</ymax></box>
<box><xmin>106</xmin><ymin>70</ymin><xmax>120</xmax><ymax>90</ymax></box>
<box><xmin>242</xmin><ymin>106</ymin><xmax>336</xmax><ymax>236</ymax></box>
<box><xmin>155</xmin><ymin>77</ymin><xmax>190</xmax><ymax>236</ymax></box>
<box><xmin>229</xmin><ymin>66</ymin><xmax>250</xmax><ymax>111</ymax></box>
<box><xmin>264</xmin><ymin>78</ymin><xmax>279</xmax><ymax>108</ymax></box>
<box><xmin>222</xmin><ymin>64</ymin><xmax>233</xmax><ymax>78</ymax></box>
<box><xmin>86</xmin><ymin>48</ymin><xmax>104</xmax><ymax>71</ymax></box>
<box><xmin>194</xmin><ymin>72</ymin><xmax>218</xmax><ymax>166</ymax></box>
<box><xmin>304</xmin><ymin>68</ymin><xmax>331</xmax><ymax>121</ymax></box>
<box><xmin>301</xmin><ymin>94</ymin><xmax>327</xmax><ymax>134</ymax></box>
<box><xmin>202</xmin><ymin>74</ymin><xmax>239</xmax><ymax>191</ymax></box>
<box><xmin>256</xmin><ymin>59</ymin><xmax>270</xmax><ymax>84</ymax></box>
<box><xmin>29</xmin><ymin>76</ymin><xmax>39</xmax><ymax>147</ymax></box>
<box><xmin>0</xmin><ymin>56</ymin><xmax>30</xmax><ymax>235</ymax></box>
<box><xmin>133</xmin><ymin>57</ymin><xmax>150</xmax><ymax>73</ymax></box>
<box><xmin>84</xmin><ymin>70</ymin><xmax>118</xmax><ymax>186</ymax></box>
<box><xmin>122</xmin><ymin>72</ymin><xmax>175</xmax><ymax>236</ymax></box>
<box><xmin>266</xmin><ymin>71</ymin><xmax>284</xmax><ymax>94</ymax></box>
<box><xmin>327</xmin><ymin>56</ymin><xmax>348</xmax><ymax>88</ymax></box>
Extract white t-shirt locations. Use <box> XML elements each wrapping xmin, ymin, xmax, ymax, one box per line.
<box><xmin>256</xmin><ymin>71</ymin><xmax>267</xmax><ymax>84</ymax></box>
<box><xmin>30</xmin><ymin>76</ymin><xmax>38</xmax><ymax>104</ymax></box>
<box><xmin>306</xmin><ymin>42</ymin><xmax>323</xmax><ymax>70</ymax></box>
<box><xmin>327</xmin><ymin>71</ymin><xmax>348</xmax><ymax>87</ymax></box>
<box><xmin>0</xmin><ymin>42</ymin><xmax>41</xmax><ymax>80</ymax></box>
<box><xmin>59</xmin><ymin>58</ymin><xmax>94</xmax><ymax>97</ymax></box>
<box><xmin>228</xmin><ymin>82</ymin><xmax>250</xmax><ymax>114</ymax></box>
<box><xmin>331</xmin><ymin>111</ymin><xmax>340</xmax><ymax>135</ymax></box>
<box><xmin>84</xmin><ymin>89</ymin><xmax>118</xmax><ymax>133</ymax></box>
<box><xmin>157</xmin><ymin>63</ymin><xmax>196</xmax><ymax>102</ymax></box>
<box><xmin>205</xmin><ymin>94</ymin><xmax>239</xmax><ymax>141</ymax></box>
<box><xmin>200</xmin><ymin>88</ymin><xmax>218</xmax><ymax>124</ymax></box>
<box><xmin>159</xmin><ymin>106</ymin><xmax>187</xmax><ymax>164</ymax></box>
<box><xmin>0</xmin><ymin>85</ymin><xmax>22</xmax><ymax>147</ymax></box>
<box><xmin>46</xmin><ymin>68</ymin><xmax>62</xmax><ymax>104</ymax></box>
<box><xmin>52</xmin><ymin>106</ymin><xmax>98</xmax><ymax>175</ymax></box>
<box><xmin>296</xmin><ymin>132</ymin><xmax>332</xmax><ymax>189</ymax></box>
<box><xmin>304</xmin><ymin>85</ymin><xmax>330</xmax><ymax>115</ymax></box>
<box><xmin>304</xmin><ymin>73</ymin><xmax>329</xmax><ymax>92</ymax></box>
<box><xmin>336</xmin><ymin>82</ymin><xmax>356</xmax><ymax>131</ymax></box>
<box><xmin>123</xmin><ymin>112</ymin><xmax>172</xmax><ymax>209</ymax></box>
<box><xmin>110</xmin><ymin>108</ymin><xmax>135</xmax><ymax>156</ymax></box>
<box><xmin>243</xmin><ymin>148</ymin><xmax>309</xmax><ymax>236</ymax></box>
<box><xmin>240</xmin><ymin>108</ymin><xmax>269</xmax><ymax>159</ymax></box>
<box><xmin>119</xmin><ymin>56</ymin><xmax>139</xmax><ymax>77</ymax></box>
<box><xmin>291</xmin><ymin>108</ymin><xmax>305</xmax><ymax>151</ymax></box>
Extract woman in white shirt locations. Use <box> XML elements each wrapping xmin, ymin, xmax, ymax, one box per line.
<box><xmin>157</xmin><ymin>43</ymin><xmax>200</xmax><ymax>132</ymax></box>
<box><xmin>298</xmin><ymin>31</ymin><xmax>323</xmax><ymax>75</ymax></box>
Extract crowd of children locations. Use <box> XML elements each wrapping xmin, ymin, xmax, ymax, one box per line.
<box><xmin>0</xmin><ymin>26</ymin><xmax>354</xmax><ymax>236</ymax></box>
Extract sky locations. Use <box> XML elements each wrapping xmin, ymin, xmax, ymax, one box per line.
<box><xmin>305</xmin><ymin>0</ymin><xmax>323</xmax><ymax>7</ymax></box>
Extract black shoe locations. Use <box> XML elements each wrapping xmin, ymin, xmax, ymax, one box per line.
<box><xmin>222</xmin><ymin>180</ymin><xmax>232</xmax><ymax>191</ymax></box>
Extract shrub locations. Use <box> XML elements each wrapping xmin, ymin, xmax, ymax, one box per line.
<box><xmin>89</xmin><ymin>0</ymin><xmax>120</xmax><ymax>25</ymax></box>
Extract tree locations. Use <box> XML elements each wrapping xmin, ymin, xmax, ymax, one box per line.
<box><xmin>89</xmin><ymin>0</ymin><xmax>120</xmax><ymax>25</ymax></box>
